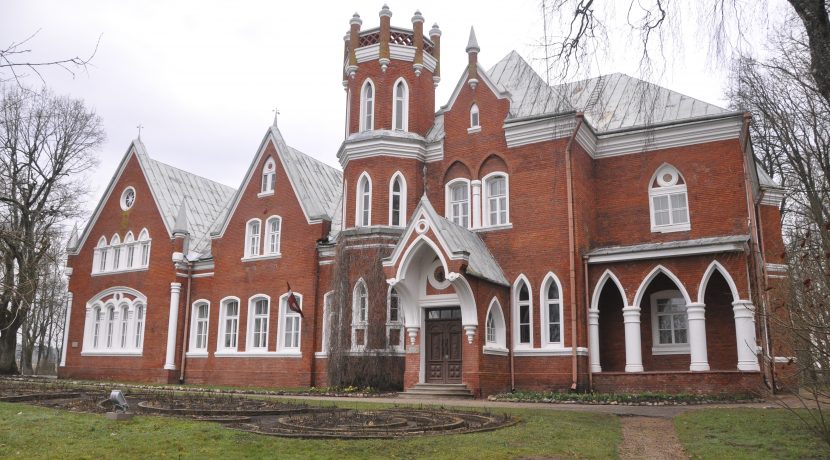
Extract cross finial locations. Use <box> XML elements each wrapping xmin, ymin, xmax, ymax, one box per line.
<box><xmin>272</xmin><ymin>107</ymin><xmax>280</xmax><ymax>127</ymax></box>
<box><xmin>136</xmin><ymin>124</ymin><xmax>144</xmax><ymax>140</ymax></box>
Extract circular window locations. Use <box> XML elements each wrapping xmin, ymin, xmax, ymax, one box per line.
<box><xmin>120</xmin><ymin>187</ymin><xmax>136</xmax><ymax>211</ymax></box>
<box><xmin>427</xmin><ymin>259</ymin><xmax>451</xmax><ymax>290</ymax></box>
<box><xmin>433</xmin><ymin>266</ymin><xmax>446</xmax><ymax>283</ymax></box>
<box><xmin>655</xmin><ymin>166</ymin><xmax>679</xmax><ymax>187</ymax></box>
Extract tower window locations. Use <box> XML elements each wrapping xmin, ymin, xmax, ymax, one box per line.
<box><xmin>360</xmin><ymin>80</ymin><xmax>375</xmax><ymax>132</ymax></box>
<box><xmin>389</xmin><ymin>173</ymin><xmax>406</xmax><ymax>227</ymax></box>
<box><xmin>356</xmin><ymin>173</ymin><xmax>372</xmax><ymax>227</ymax></box>
<box><xmin>393</xmin><ymin>79</ymin><xmax>408</xmax><ymax>131</ymax></box>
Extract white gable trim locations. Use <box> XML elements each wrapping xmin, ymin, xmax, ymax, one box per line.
<box><xmin>441</xmin><ymin>64</ymin><xmax>510</xmax><ymax>113</ymax></box>
<box><xmin>383</xmin><ymin>203</ymin><xmax>470</xmax><ymax>273</ymax></box>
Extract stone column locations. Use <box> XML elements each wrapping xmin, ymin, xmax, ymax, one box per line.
<box><xmin>60</xmin><ymin>293</ymin><xmax>73</xmax><ymax>367</ymax></box>
<box><xmin>588</xmin><ymin>308</ymin><xmax>601</xmax><ymax>372</ymax></box>
<box><xmin>471</xmin><ymin>180</ymin><xmax>482</xmax><ymax>229</ymax></box>
<box><xmin>686</xmin><ymin>302</ymin><xmax>710</xmax><ymax>371</ymax></box>
<box><xmin>164</xmin><ymin>282</ymin><xmax>182</xmax><ymax>370</ymax></box>
<box><xmin>622</xmin><ymin>306</ymin><xmax>644</xmax><ymax>372</ymax></box>
<box><xmin>733</xmin><ymin>300</ymin><xmax>760</xmax><ymax>371</ymax></box>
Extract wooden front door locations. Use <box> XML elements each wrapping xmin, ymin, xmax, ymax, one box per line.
<box><xmin>425</xmin><ymin>308</ymin><xmax>463</xmax><ymax>383</ymax></box>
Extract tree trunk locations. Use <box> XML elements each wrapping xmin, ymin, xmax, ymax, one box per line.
<box><xmin>0</xmin><ymin>328</ymin><xmax>19</xmax><ymax>375</ymax></box>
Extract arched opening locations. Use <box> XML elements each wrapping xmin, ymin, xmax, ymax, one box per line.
<box><xmin>597</xmin><ymin>279</ymin><xmax>626</xmax><ymax>372</ymax></box>
<box><xmin>703</xmin><ymin>270</ymin><xmax>739</xmax><ymax>370</ymax></box>
<box><xmin>638</xmin><ymin>272</ymin><xmax>691</xmax><ymax>371</ymax></box>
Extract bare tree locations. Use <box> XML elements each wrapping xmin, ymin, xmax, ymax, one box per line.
<box><xmin>0</xmin><ymin>86</ymin><xmax>103</xmax><ymax>374</ymax></box>
<box><xmin>0</xmin><ymin>31</ymin><xmax>100</xmax><ymax>87</ymax></box>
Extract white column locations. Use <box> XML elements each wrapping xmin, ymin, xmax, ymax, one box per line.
<box><xmin>164</xmin><ymin>282</ymin><xmax>182</xmax><ymax>370</ymax></box>
<box><xmin>588</xmin><ymin>308</ymin><xmax>601</xmax><ymax>372</ymax></box>
<box><xmin>82</xmin><ymin>306</ymin><xmax>93</xmax><ymax>350</ymax></box>
<box><xmin>622</xmin><ymin>305</ymin><xmax>644</xmax><ymax>372</ymax></box>
<box><xmin>686</xmin><ymin>302</ymin><xmax>710</xmax><ymax>371</ymax></box>
<box><xmin>471</xmin><ymin>179</ymin><xmax>482</xmax><ymax>229</ymax></box>
<box><xmin>733</xmin><ymin>300</ymin><xmax>760</xmax><ymax>371</ymax></box>
<box><xmin>60</xmin><ymin>293</ymin><xmax>73</xmax><ymax>367</ymax></box>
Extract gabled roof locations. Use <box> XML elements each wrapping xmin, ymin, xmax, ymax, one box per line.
<box><xmin>390</xmin><ymin>196</ymin><xmax>508</xmax><ymax>286</ymax></box>
<box><xmin>214</xmin><ymin>125</ymin><xmax>342</xmax><ymax>236</ymax></box>
<box><xmin>487</xmin><ymin>51</ymin><xmax>733</xmax><ymax>132</ymax></box>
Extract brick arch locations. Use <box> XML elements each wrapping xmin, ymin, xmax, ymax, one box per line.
<box><xmin>476</xmin><ymin>153</ymin><xmax>509</xmax><ymax>178</ymax></box>
<box><xmin>443</xmin><ymin>160</ymin><xmax>472</xmax><ymax>183</ymax></box>
<box><xmin>697</xmin><ymin>260</ymin><xmax>740</xmax><ymax>304</ymax></box>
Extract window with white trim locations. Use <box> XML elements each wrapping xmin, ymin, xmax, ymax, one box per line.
<box><xmin>93</xmin><ymin>237</ymin><xmax>107</xmax><ymax>274</ymax></box>
<box><xmin>190</xmin><ymin>301</ymin><xmax>210</xmax><ymax>352</ymax></box>
<box><xmin>124</xmin><ymin>232</ymin><xmax>135</xmax><ymax>268</ymax></box>
<box><xmin>138</xmin><ymin>229</ymin><xmax>151</xmax><ymax>267</ymax></box>
<box><xmin>82</xmin><ymin>290</ymin><xmax>146</xmax><ymax>355</ymax></box>
<box><xmin>393</xmin><ymin>79</ymin><xmax>408</xmax><ymax>131</ymax></box>
<box><xmin>245</xmin><ymin>219</ymin><xmax>261</xmax><ymax>257</ymax></box>
<box><xmin>542</xmin><ymin>274</ymin><xmax>563</xmax><ymax>346</ymax></box>
<box><xmin>105</xmin><ymin>305</ymin><xmax>115</xmax><ymax>348</ymax></box>
<box><xmin>515</xmin><ymin>279</ymin><xmax>532</xmax><ymax>347</ymax></box>
<box><xmin>110</xmin><ymin>235</ymin><xmax>121</xmax><ymax>271</ymax></box>
<box><xmin>265</xmin><ymin>216</ymin><xmax>281</xmax><ymax>255</ymax></box>
<box><xmin>119</xmin><ymin>304</ymin><xmax>129</xmax><ymax>348</ymax></box>
<box><xmin>484</xmin><ymin>298</ymin><xmax>507</xmax><ymax>351</ymax></box>
<box><xmin>387</xmin><ymin>287</ymin><xmax>403</xmax><ymax>349</ymax></box>
<box><xmin>92</xmin><ymin>307</ymin><xmax>102</xmax><ymax>348</ymax></box>
<box><xmin>389</xmin><ymin>173</ymin><xmax>406</xmax><ymax>227</ymax></box>
<box><xmin>446</xmin><ymin>179</ymin><xmax>470</xmax><ymax>228</ymax></box>
<box><xmin>352</xmin><ymin>280</ymin><xmax>368</xmax><ymax>349</ymax></box>
<box><xmin>484</xmin><ymin>173</ymin><xmax>509</xmax><ymax>226</ymax></box>
<box><xmin>279</xmin><ymin>292</ymin><xmax>302</xmax><ymax>351</ymax></box>
<box><xmin>134</xmin><ymin>303</ymin><xmax>144</xmax><ymax>348</ymax></box>
<box><xmin>486</xmin><ymin>312</ymin><xmax>495</xmax><ymax>343</ymax></box>
<box><xmin>248</xmin><ymin>296</ymin><xmax>270</xmax><ymax>350</ymax></box>
<box><xmin>356</xmin><ymin>173</ymin><xmax>372</xmax><ymax>227</ymax></box>
<box><xmin>649</xmin><ymin>164</ymin><xmax>690</xmax><ymax>232</ymax></box>
<box><xmin>651</xmin><ymin>290</ymin><xmax>688</xmax><ymax>353</ymax></box>
<box><xmin>92</xmin><ymin>230</ymin><xmax>150</xmax><ymax>275</ymax></box>
<box><xmin>219</xmin><ymin>298</ymin><xmax>239</xmax><ymax>350</ymax></box>
<box><xmin>261</xmin><ymin>157</ymin><xmax>276</xmax><ymax>195</ymax></box>
<box><xmin>360</xmin><ymin>80</ymin><xmax>374</xmax><ymax>132</ymax></box>
<box><xmin>470</xmin><ymin>103</ymin><xmax>480</xmax><ymax>129</ymax></box>
<box><xmin>321</xmin><ymin>292</ymin><xmax>333</xmax><ymax>353</ymax></box>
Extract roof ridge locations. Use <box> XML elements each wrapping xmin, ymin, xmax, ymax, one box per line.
<box><xmin>146</xmin><ymin>156</ymin><xmax>236</xmax><ymax>191</ymax></box>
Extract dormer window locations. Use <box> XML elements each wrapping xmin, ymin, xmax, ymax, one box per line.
<box><xmin>261</xmin><ymin>157</ymin><xmax>276</xmax><ymax>195</ymax></box>
<box><xmin>360</xmin><ymin>80</ymin><xmax>375</xmax><ymax>132</ymax></box>
<box><xmin>392</xmin><ymin>79</ymin><xmax>408</xmax><ymax>131</ymax></box>
<box><xmin>649</xmin><ymin>164</ymin><xmax>690</xmax><ymax>233</ymax></box>
<box><xmin>468</xmin><ymin>104</ymin><xmax>480</xmax><ymax>133</ymax></box>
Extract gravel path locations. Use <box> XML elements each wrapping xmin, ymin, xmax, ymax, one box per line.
<box><xmin>618</xmin><ymin>416</ymin><xmax>689</xmax><ymax>460</ymax></box>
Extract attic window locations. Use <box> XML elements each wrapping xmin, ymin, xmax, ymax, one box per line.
<box><xmin>649</xmin><ymin>164</ymin><xmax>690</xmax><ymax>233</ymax></box>
<box><xmin>260</xmin><ymin>157</ymin><xmax>276</xmax><ymax>196</ymax></box>
<box><xmin>468</xmin><ymin>104</ymin><xmax>481</xmax><ymax>133</ymax></box>
<box><xmin>120</xmin><ymin>187</ymin><xmax>136</xmax><ymax>211</ymax></box>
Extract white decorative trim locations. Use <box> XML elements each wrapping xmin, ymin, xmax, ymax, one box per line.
<box><xmin>512</xmin><ymin>347</ymin><xmax>589</xmax><ymax>357</ymax></box>
<box><xmin>651</xmin><ymin>345</ymin><xmax>691</xmax><ymax>355</ymax></box>
<box><xmin>482</xmin><ymin>346</ymin><xmax>509</xmax><ymax>356</ymax></box>
<box><xmin>185</xmin><ymin>352</ymin><xmax>209</xmax><ymax>358</ymax></box>
<box><xmin>388</xmin><ymin>172</ymin><xmax>407</xmax><ymax>227</ymax></box>
<box><xmin>760</xmin><ymin>189</ymin><xmax>785</xmax><ymax>207</ymax></box>
<box><xmin>355</xmin><ymin>44</ymin><xmax>380</xmax><ymax>63</ymax></box>
<box><xmin>766</xmin><ymin>263</ymin><xmax>787</xmax><ymax>273</ymax></box>
<box><xmin>504</xmin><ymin>115</ymin><xmax>575</xmax><ymax>148</ymax></box>
<box><xmin>240</xmin><ymin>254</ymin><xmax>282</xmax><ymax>262</ymax></box>
<box><xmin>473</xmin><ymin>223</ymin><xmax>513</xmax><ymax>233</ymax></box>
<box><xmin>355</xmin><ymin>171</ymin><xmax>372</xmax><ymax>227</ymax></box>
<box><xmin>256</xmin><ymin>191</ymin><xmax>274</xmax><ymax>198</ymax></box>
<box><xmin>774</xmin><ymin>356</ymin><xmax>796</xmax><ymax>363</ymax></box>
<box><xmin>442</xmin><ymin>64</ymin><xmax>510</xmax><ymax>113</ymax></box>
<box><xmin>214</xmin><ymin>351</ymin><xmax>302</xmax><ymax>358</ymax></box>
<box><xmin>586</xmin><ymin>240</ymin><xmax>746</xmax><ymax>264</ymax></box>
<box><xmin>467</xmin><ymin>126</ymin><xmax>481</xmax><ymax>134</ymax></box>
<box><xmin>339</xmin><ymin>135</ymin><xmax>428</xmax><ymax>167</ymax></box>
<box><xmin>81</xmin><ymin>351</ymin><xmax>143</xmax><ymax>357</ymax></box>
<box><xmin>425</xmin><ymin>140</ymin><xmax>444</xmax><ymax>162</ymax></box>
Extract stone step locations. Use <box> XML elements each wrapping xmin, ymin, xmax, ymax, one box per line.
<box><xmin>398</xmin><ymin>383</ymin><xmax>475</xmax><ymax>399</ymax></box>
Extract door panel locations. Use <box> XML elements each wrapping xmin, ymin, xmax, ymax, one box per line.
<box><xmin>424</xmin><ymin>310</ymin><xmax>463</xmax><ymax>384</ymax></box>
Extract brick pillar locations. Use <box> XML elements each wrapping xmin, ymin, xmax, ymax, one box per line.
<box><xmin>471</xmin><ymin>179</ymin><xmax>482</xmax><ymax>229</ymax></box>
<box><xmin>733</xmin><ymin>300</ymin><xmax>760</xmax><ymax>371</ymax></box>
<box><xmin>60</xmin><ymin>292</ymin><xmax>73</xmax><ymax>367</ymax></box>
<box><xmin>164</xmin><ymin>282</ymin><xmax>182</xmax><ymax>370</ymax></box>
<box><xmin>404</xmin><ymin>326</ymin><xmax>421</xmax><ymax>388</ymax></box>
<box><xmin>588</xmin><ymin>308</ymin><xmax>601</xmax><ymax>372</ymax></box>
<box><xmin>686</xmin><ymin>302</ymin><xmax>710</xmax><ymax>371</ymax></box>
<box><xmin>622</xmin><ymin>305</ymin><xmax>644</xmax><ymax>372</ymax></box>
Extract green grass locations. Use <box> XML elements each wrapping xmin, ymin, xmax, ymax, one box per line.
<box><xmin>0</xmin><ymin>402</ymin><xmax>620</xmax><ymax>459</ymax></box>
<box><xmin>495</xmin><ymin>390</ymin><xmax>756</xmax><ymax>404</ymax></box>
<box><xmin>675</xmin><ymin>408</ymin><xmax>830</xmax><ymax>459</ymax></box>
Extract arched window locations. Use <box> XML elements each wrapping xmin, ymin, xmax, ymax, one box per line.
<box><xmin>387</xmin><ymin>287</ymin><xmax>403</xmax><ymax>349</ymax></box>
<box><xmin>356</xmin><ymin>173</ymin><xmax>372</xmax><ymax>227</ymax></box>
<box><xmin>83</xmin><ymin>289</ymin><xmax>147</xmax><ymax>355</ymax></box>
<box><xmin>261</xmin><ymin>157</ymin><xmax>276</xmax><ymax>195</ymax></box>
<box><xmin>470</xmin><ymin>103</ymin><xmax>480</xmax><ymax>130</ymax></box>
<box><xmin>484</xmin><ymin>298</ymin><xmax>507</xmax><ymax>352</ymax></box>
<box><xmin>352</xmin><ymin>280</ymin><xmax>368</xmax><ymax>349</ymax></box>
<box><xmin>110</xmin><ymin>234</ymin><xmax>121</xmax><ymax>271</ymax></box>
<box><xmin>445</xmin><ymin>179</ymin><xmax>470</xmax><ymax>228</ymax></box>
<box><xmin>360</xmin><ymin>79</ymin><xmax>375</xmax><ymax>132</ymax></box>
<box><xmin>138</xmin><ymin>229</ymin><xmax>151</xmax><ymax>267</ymax></box>
<box><xmin>92</xmin><ymin>307</ymin><xmax>102</xmax><ymax>348</ymax></box>
<box><xmin>124</xmin><ymin>232</ymin><xmax>135</xmax><ymax>268</ymax></box>
<box><xmin>484</xmin><ymin>173</ymin><xmax>509</xmax><ymax>226</ymax></box>
<box><xmin>248</xmin><ymin>296</ymin><xmax>270</xmax><ymax>350</ymax></box>
<box><xmin>279</xmin><ymin>291</ymin><xmax>302</xmax><ymax>351</ymax></box>
<box><xmin>514</xmin><ymin>277</ymin><xmax>532</xmax><ymax>347</ymax></box>
<box><xmin>245</xmin><ymin>219</ymin><xmax>261</xmax><ymax>257</ymax></box>
<box><xmin>649</xmin><ymin>164</ymin><xmax>690</xmax><ymax>232</ymax></box>
<box><xmin>266</xmin><ymin>216</ymin><xmax>282</xmax><ymax>255</ymax></box>
<box><xmin>392</xmin><ymin>78</ymin><xmax>408</xmax><ymax>131</ymax></box>
<box><xmin>389</xmin><ymin>173</ymin><xmax>406</xmax><ymax>227</ymax></box>
<box><xmin>320</xmin><ymin>291</ymin><xmax>334</xmax><ymax>353</ymax></box>
<box><xmin>218</xmin><ymin>297</ymin><xmax>239</xmax><ymax>351</ymax></box>
<box><xmin>134</xmin><ymin>303</ymin><xmax>145</xmax><ymax>349</ymax></box>
<box><xmin>94</xmin><ymin>237</ymin><xmax>108</xmax><ymax>274</ymax></box>
<box><xmin>190</xmin><ymin>301</ymin><xmax>210</xmax><ymax>352</ymax></box>
<box><xmin>119</xmin><ymin>304</ymin><xmax>129</xmax><ymax>348</ymax></box>
<box><xmin>105</xmin><ymin>305</ymin><xmax>116</xmax><ymax>348</ymax></box>
<box><xmin>541</xmin><ymin>273</ymin><xmax>563</xmax><ymax>346</ymax></box>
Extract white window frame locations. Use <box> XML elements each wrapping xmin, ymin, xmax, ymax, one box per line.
<box><xmin>92</xmin><ymin>306</ymin><xmax>102</xmax><ymax>348</ymax></box>
<box><xmin>483</xmin><ymin>172</ymin><xmax>510</xmax><ymax>227</ymax></box>
<box><xmin>119</xmin><ymin>304</ymin><xmax>130</xmax><ymax>349</ymax></box>
<box><xmin>189</xmin><ymin>300</ymin><xmax>210</xmax><ymax>355</ymax></box>
<box><xmin>265</xmin><ymin>216</ymin><xmax>282</xmax><ymax>256</ymax></box>
<box><xmin>392</xmin><ymin>78</ymin><xmax>409</xmax><ymax>131</ymax></box>
<box><xmin>110</xmin><ymin>234</ymin><xmax>121</xmax><ymax>271</ymax></box>
<box><xmin>445</xmin><ymin>178</ymin><xmax>471</xmax><ymax>228</ymax></box>
<box><xmin>483</xmin><ymin>297</ymin><xmax>508</xmax><ymax>355</ymax></box>
<box><xmin>138</xmin><ymin>229</ymin><xmax>151</xmax><ymax>268</ymax></box>
<box><xmin>278</xmin><ymin>292</ymin><xmax>303</xmax><ymax>353</ymax></box>
<box><xmin>540</xmin><ymin>272</ymin><xmax>564</xmax><ymax>347</ymax></box>
<box><xmin>355</xmin><ymin>172</ymin><xmax>372</xmax><ymax>227</ymax></box>
<box><xmin>217</xmin><ymin>296</ymin><xmax>240</xmax><ymax>352</ymax></box>
<box><xmin>319</xmin><ymin>291</ymin><xmax>334</xmax><ymax>355</ymax></box>
<box><xmin>124</xmin><ymin>231</ymin><xmax>136</xmax><ymax>269</ymax></box>
<box><xmin>649</xmin><ymin>164</ymin><xmax>690</xmax><ymax>233</ymax></box>
<box><xmin>244</xmin><ymin>218</ymin><xmax>262</xmax><ymax>258</ymax></box>
<box><xmin>386</xmin><ymin>287</ymin><xmax>404</xmax><ymax>350</ymax></box>
<box><xmin>650</xmin><ymin>289</ymin><xmax>690</xmax><ymax>355</ymax></box>
<box><xmin>468</xmin><ymin>103</ymin><xmax>481</xmax><ymax>133</ymax></box>
<box><xmin>513</xmin><ymin>276</ymin><xmax>533</xmax><ymax>349</ymax></box>
<box><xmin>388</xmin><ymin>172</ymin><xmax>407</xmax><ymax>227</ymax></box>
<box><xmin>360</xmin><ymin>79</ymin><xmax>375</xmax><ymax>132</ymax></box>
<box><xmin>134</xmin><ymin>303</ymin><xmax>145</xmax><ymax>349</ymax></box>
<box><xmin>81</xmin><ymin>290</ymin><xmax>146</xmax><ymax>356</ymax></box>
<box><xmin>247</xmin><ymin>295</ymin><xmax>270</xmax><ymax>351</ymax></box>
<box><xmin>93</xmin><ymin>236</ymin><xmax>107</xmax><ymax>274</ymax></box>
<box><xmin>259</xmin><ymin>157</ymin><xmax>276</xmax><ymax>196</ymax></box>
<box><xmin>352</xmin><ymin>279</ymin><xmax>368</xmax><ymax>350</ymax></box>
<box><xmin>105</xmin><ymin>304</ymin><xmax>116</xmax><ymax>348</ymax></box>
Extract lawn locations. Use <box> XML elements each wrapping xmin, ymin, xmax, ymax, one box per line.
<box><xmin>0</xmin><ymin>401</ymin><xmax>620</xmax><ymax>459</ymax></box>
<box><xmin>675</xmin><ymin>408</ymin><xmax>830</xmax><ymax>459</ymax></box>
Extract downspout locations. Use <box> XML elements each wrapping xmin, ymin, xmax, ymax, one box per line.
<box><xmin>584</xmin><ymin>257</ymin><xmax>592</xmax><ymax>391</ymax></box>
<box><xmin>565</xmin><ymin>113</ymin><xmax>584</xmax><ymax>391</ymax></box>
<box><xmin>310</xmin><ymin>236</ymin><xmax>324</xmax><ymax>388</ymax></box>
<box><xmin>738</xmin><ymin>112</ymin><xmax>776</xmax><ymax>390</ymax></box>
<box><xmin>178</xmin><ymin>259</ymin><xmax>193</xmax><ymax>384</ymax></box>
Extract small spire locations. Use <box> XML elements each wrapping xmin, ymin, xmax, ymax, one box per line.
<box><xmin>272</xmin><ymin>107</ymin><xmax>280</xmax><ymax>127</ymax></box>
<box><xmin>136</xmin><ymin>123</ymin><xmax>144</xmax><ymax>140</ymax></box>
<box><xmin>66</xmin><ymin>224</ymin><xmax>79</xmax><ymax>250</ymax></box>
<box><xmin>379</xmin><ymin>4</ymin><xmax>392</xmax><ymax>17</ymax></box>
<box><xmin>466</xmin><ymin>27</ymin><xmax>480</xmax><ymax>53</ymax></box>
<box><xmin>350</xmin><ymin>12</ymin><xmax>362</xmax><ymax>26</ymax></box>
<box><xmin>173</xmin><ymin>201</ymin><xmax>189</xmax><ymax>235</ymax></box>
<box><xmin>429</xmin><ymin>23</ymin><xmax>441</xmax><ymax>37</ymax></box>
<box><xmin>411</xmin><ymin>10</ymin><xmax>424</xmax><ymax>23</ymax></box>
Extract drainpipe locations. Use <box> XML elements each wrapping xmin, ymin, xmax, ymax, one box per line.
<box><xmin>178</xmin><ymin>258</ymin><xmax>193</xmax><ymax>384</ymax></box>
<box><xmin>565</xmin><ymin>114</ymin><xmax>585</xmax><ymax>391</ymax></box>
<box><xmin>510</xmin><ymin>321</ymin><xmax>516</xmax><ymax>391</ymax></box>
<box><xmin>310</xmin><ymin>237</ymin><xmax>324</xmax><ymax>388</ymax></box>
<box><xmin>584</xmin><ymin>256</ymin><xmax>592</xmax><ymax>392</ymax></box>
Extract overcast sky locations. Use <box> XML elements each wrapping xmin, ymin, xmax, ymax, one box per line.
<box><xmin>2</xmin><ymin>0</ymin><xmax>788</xmax><ymax>219</ymax></box>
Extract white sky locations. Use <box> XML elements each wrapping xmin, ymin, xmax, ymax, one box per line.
<box><xmin>2</xmin><ymin>0</ymin><xmax>789</xmax><ymax>220</ymax></box>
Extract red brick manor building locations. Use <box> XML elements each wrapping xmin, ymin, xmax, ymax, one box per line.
<box><xmin>60</xmin><ymin>7</ymin><xmax>791</xmax><ymax>396</ymax></box>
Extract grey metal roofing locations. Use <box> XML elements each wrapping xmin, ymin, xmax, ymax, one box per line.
<box><xmin>412</xmin><ymin>196</ymin><xmax>509</xmax><ymax>286</ymax></box>
<box><xmin>134</xmin><ymin>140</ymin><xmax>236</xmax><ymax>255</ymax></box>
<box><xmin>425</xmin><ymin>112</ymin><xmax>444</xmax><ymax>142</ymax></box>
<box><xmin>487</xmin><ymin>51</ymin><xmax>732</xmax><ymax>132</ymax></box>
<box><xmin>756</xmin><ymin>164</ymin><xmax>781</xmax><ymax>189</ymax></box>
<box><xmin>586</xmin><ymin>235</ymin><xmax>749</xmax><ymax>257</ymax></box>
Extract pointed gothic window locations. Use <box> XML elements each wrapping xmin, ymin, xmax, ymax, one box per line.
<box><xmin>470</xmin><ymin>104</ymin><xmax>480</xmax><ymax>129</ymax></box>
<box><xmin>514</xmin><ymin>278</ymin><xmax>532</xmax><ymax>347</ymax></box>
<box><xmin>360</xmin><ymin>80</ymin><xmax>374</xmax><ymax>132</ymax></box>
<box><xmin>261</xmin><ymin>157</ymin><xmax>276</xmax><ymax>195</ymax></box>
<box><xmin>134</xmin><ymin>303</ymin><xmax>145</xmax><ymax>349</ymax></box>
<box><xmin>542</xmin><ymin>274</ymin><xmax>563</xmax><ymax>346</ymax></box>
<box><xmin>138</xmin><ymin>229</ymin><xmax>151</xmax><ymax>267</ymax></box>
<box><xmin>352</xmin><ymin>280</ymin><xmax>368</xmax><ymax>349</ymax></box>
<box><xmin>119</xmin><ymin>304</ymin><xmax>129</xmax><ymax>348</ymax></box>
<box><xmin>393</xmin><ymin>79</ymin><xmax>408</xmax><ymax>131</ymax></box>
<box><xmin>389</xmin><ymin>173</ymin><xmax>406</xmax><ymax>227</ymax></box>
<box><xmin>484</xmin><ymin>298</ymin><xmax>507</xmax><ymax>351</ymax></box>
<box><xmin>356</xmin><ymin>173</ymin><xmax>372</xmax><ymax>227</ymax></box>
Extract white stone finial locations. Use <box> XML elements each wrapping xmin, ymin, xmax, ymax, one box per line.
<box><xmin>272</xmin><ymin>107</ymin><xmax>280</xmax><ymax>127</ymax></box>
<box><xmin>350</xmin><ymin>12</ymin><xmax>362</xmax><ymax>26</ymax></box>
<box><xmin>466</xmin><ymin>26</ymin><xmax>480</xmax><ymax>53</ymax></box>
<box><xmin>430</xmin><ymin>23</ymin><xmax>441</xmax><ymax>37</ymax></box>
<box><xmin>412</xmin><ymin>10</ymin><xmax>424</xmax><ymax>23</ymax></box>
<box><xmin>379</xmin><ymin>4</ymin><xmax>392</xmax><ymax>17</ymax></box>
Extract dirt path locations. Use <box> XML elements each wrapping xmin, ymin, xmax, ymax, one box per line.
<box><xmin>618</xmin><ymin>416</ymin><xmax>689</xmax><ymax>460</ymax></box>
